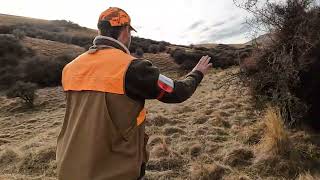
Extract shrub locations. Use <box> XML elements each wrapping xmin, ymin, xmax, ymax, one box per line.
<box><xmin>0</xmin><ymin>35</ymin><xmax>33</xmax><ymax>57</ymax></box>
<box><xmin>135</xmin><ymin>48</ymin><xmax>144</xmax><ymax>58</ymax></box>
<box><xmin>4</xmin><ymin>23</ymin><xmax>93</xmax><ymax>48</ymax></box>
<box><xmin>170</xmin><ymin>49</ymin><xmax>186</xmax><ymax>64</ymax></box>
<box><xmin>0</xmin><ymin>66</ymin><xmax>20</xmax><ymax>87</ymax></box>
<box><xmin>6</xmin><ymin>81</ymin><xmax>37</xmax><ymax>107</ymax></box>
<box><xmin>12</xmin><ymin>29</ymin><xmax>26</xmax><ymax>40</ymax></box>
<box><xmin>0</xmin><ymin>25</ymin><xmax>12</xmax><ymax>34</ymax></box>
<box><xmin>148</xmin><ymin>44</ymin><xmax>160</xmax><ymax>54</ymax></box>
<box><xmin>0</xmin><ymin>36</ymin><xmax>34</xmax><ymax>88</ymax></box>
<box><xmin>237</xmin><ymin>0</ymin><xmax>320</xmax><ymax>127</ymax></box>
<box><xmin>22</xmin><ymin>54</ymin><xmax>75</xmax><ymax>87</ymax></box>
<box><xmin>130</xmin><ymin>37</ymin><xmax>170</xmax><ymax>53</ymax></box>
<box><xmin>158</xmin><ymin>42</ymin><xmax>167</xmax><ymax>52</ymax></box>
<box><xmin>170</xmin><ymin>45</ymin><xmax>252</xmax><ymax>70</ymax></box>
<box><xmin>194</xmin><ymin>46</ymin><xmax>209</xmax><ymax>51</ymax></box>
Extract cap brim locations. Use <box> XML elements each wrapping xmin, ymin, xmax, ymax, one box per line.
<box><xmin>130</xmin><ymin>25</ymin><xmax>137</xmax><ymax>32</ymax></box>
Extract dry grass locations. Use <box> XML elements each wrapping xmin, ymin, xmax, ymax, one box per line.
<box><xmin>190</xmin><ymin>163</ymin><xmax>228</xmax><ymax>180</ymax></box>
<box><xmin>223</xmin><ymin>147</ymin><xmax>254</xmax><ymax>167</ymax></box>
<box><xmin>297</xmin><ymin>172</ymin><xmax>320</xmax><ymax>180</ymax></box>
<box><xmin>144</xmin><ymin>53</ymin><xmax>181</xmax><ymax>75</ymax></box>
<box><xmin>0</xmin><ymin>66</ymin><xmax>319</xmax><ymax>179</ymax></box>
<box><xmin>22</xmin><ymin>37</ymin><xmax>85</xmax><ymax>57</ymax></box>
<box><xmin>195</xmin><ymin>43</ymin><xmax>248</xmax><ymax>49</ymax></box>
<box><xmin>256</xmin><ymin>107</ymin><xmax>290</xmax><ymax>156</ymax></box>
<box><xmin>0</xmin><ymin>14</ymin><xmax>49</xmax><ymax>26</ymax></box>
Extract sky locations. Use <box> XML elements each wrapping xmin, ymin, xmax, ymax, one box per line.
<box><xmin>0</xmin><ymin>0</ymin><xmax>254</xmax><ymax>45</ymax></box>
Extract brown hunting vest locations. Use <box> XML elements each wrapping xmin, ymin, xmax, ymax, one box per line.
<box><xmin>57</xmin><ymin>48</ymin><xmax>148</xmax><ymax>180</ymax></box>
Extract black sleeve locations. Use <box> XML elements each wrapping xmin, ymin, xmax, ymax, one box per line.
<box><xmin>124</xmin><ymin>59</ymin><xmax>204</xmax><ymax>103</ymax></box>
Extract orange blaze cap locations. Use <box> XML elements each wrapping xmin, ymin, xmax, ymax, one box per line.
<box><xmin>99</xmin><ymin>7</ymin><xmax>137</xmax><ymax>32</ymax></box>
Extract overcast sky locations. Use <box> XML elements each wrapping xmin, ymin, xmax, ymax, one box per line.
<box><xmin>1</xmin><ymin>0</ymin><xmax>253</xmax><ymax>45</ymax></box>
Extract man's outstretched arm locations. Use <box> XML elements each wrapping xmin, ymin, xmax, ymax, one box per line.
<box><xmin>125</xmin><ymin>56</ymin><xmax>212</xmax><ymax>103</ymax></box>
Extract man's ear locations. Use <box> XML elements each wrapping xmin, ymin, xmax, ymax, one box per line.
<box><xmin>118</xmin><ymin>26</ymin><xmax>129</xmax><ymax>40</ymax></box>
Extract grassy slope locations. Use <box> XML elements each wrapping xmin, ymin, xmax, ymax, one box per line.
<box><xmin>22</xmin><ymin>37</ymin><xmax>86</xmax><ymax>57</ymax></box>
<box><xmin>0</xmin><ymin>14</ymin><xmax>92</xmax><ymax>57</ymax></box>
<box><xmin>0</xmin><ymin>66</ymin><xmax>319</xmax><ymax>180</ymax></box>
<box><xmin>0</xmin><ymin>14</ymin><xmax>97</xmax><ymax>37</ymax></box>
<box><xmin>0</xmin><ymin>14</ymin><xmax>50</xmax><ymax>26</ymax></box>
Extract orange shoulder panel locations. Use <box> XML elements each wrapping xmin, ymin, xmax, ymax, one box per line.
<box><xmin>62</xmin><ymin>49</ymin><xmax>135</xmax><ymax>95</ymax></box>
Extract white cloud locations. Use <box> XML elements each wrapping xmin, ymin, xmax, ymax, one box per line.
<box><xmin>0</xmin><ymin>0</ymin><xmax>252</xmax><ymax>45</ymax></box>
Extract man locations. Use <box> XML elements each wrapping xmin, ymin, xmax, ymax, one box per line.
<box><xmin>57</xmin><ymin>7</ymin><xmax>212</xmax><ymax>180</ymax></box>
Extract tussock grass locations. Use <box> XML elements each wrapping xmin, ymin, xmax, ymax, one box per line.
<box><xmin>257</xmin><ymin>107</ymin><xmax>290</xmax><ymax>156</ymax></box>
<box><xmin>190</xmin><ymin>163</ymin><xmax>228</xmax><ymax>180</ymax></box>
<box><xmin>297</xmin><ymin>172</ymin><xmax>320</xmax><ymax>180</ymax></box>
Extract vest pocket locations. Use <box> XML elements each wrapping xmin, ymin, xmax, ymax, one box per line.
<box><xmin>106</xmin><ymin>94</ymin><xmax>145</xmax><ymax>141</ymax></box>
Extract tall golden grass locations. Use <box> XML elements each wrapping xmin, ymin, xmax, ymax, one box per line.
<box><xmin>297</xmin><ymin>172</ymin><xmax>320</xmax><ymax>180</ymax></box>
<box><xmin>257</xmin><ymin>106</ymin><xmax>290</xmax><ymax>155</ymax></box>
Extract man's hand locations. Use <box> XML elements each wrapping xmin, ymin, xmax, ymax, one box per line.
<box><xmin>192</xmin><ymin>55</ymin><xmax>212</xmax><ymax>75</ymax></box>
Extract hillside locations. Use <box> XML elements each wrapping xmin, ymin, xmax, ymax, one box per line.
<box><xmin>0</xmin><ymin>14</ymin><xmax>50</xmax><ymax>26</ymax></box>
<box><xmin>0</xmin><ymin>67</ymin><xmax>319</xmax><ymax>179</ymax></box>
<box><xmin>144</xmin><ymin>53</ymin><xmax>182</xmax><ymax>74</ymax></box>
<box><xmin>244</xmin><ymin>34</ymin><xmax>274</xmax><ymax>47</ymax></box>
<box><xmin>0</xmin><ymin>14</ymin><xmax>97</xmax><ymax>37</ymax></box>
<box><xmin>21</xmin><ymin>37</ymin><xmax>85</xmax><ymax>57</ymax></box>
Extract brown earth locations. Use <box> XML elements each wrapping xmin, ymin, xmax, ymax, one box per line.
<box><xmin>0</xmin><ymin>64</ymin><xmax>319</xmax><ymax>179</ymax></box>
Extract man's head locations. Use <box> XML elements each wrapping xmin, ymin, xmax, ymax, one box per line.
<box><xmin>98</xmin><ymin>7</ymin><xmax>136</xmax><ymax>48</ymax></box>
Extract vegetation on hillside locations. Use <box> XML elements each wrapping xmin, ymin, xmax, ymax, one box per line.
<box><xmin>0</xmin><ymin>35</ymin><xmax>77</xmax><ymax>106</ymax></box>
<box><xmin>170</xmin><ymin>44</ymin><xmax>252</xmax><ymax>70</ymax></box>
<box><xmin>0</xmin><ymin>19</ymin><xmax>172</xmax><ymax>54</ymax></box>
<box><xmin>238</xmin><ymin>0</ymin><xmax>320</xmax><ymax>128</ymax></box>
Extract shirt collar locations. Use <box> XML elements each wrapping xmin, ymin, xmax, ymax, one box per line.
<box><xmin>91</xmin><ymin>36</ymin><xmax>130</xmax><ymax>54</ymax></box>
